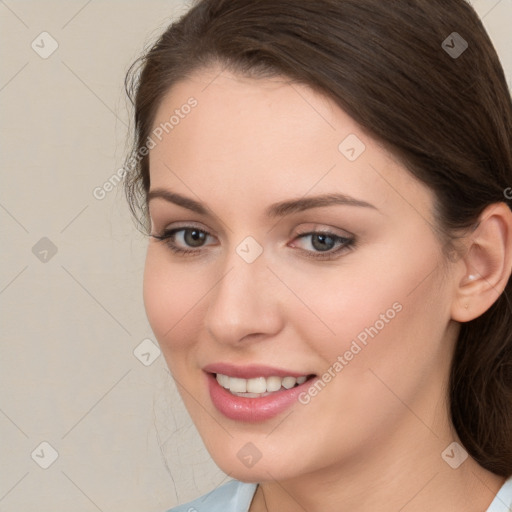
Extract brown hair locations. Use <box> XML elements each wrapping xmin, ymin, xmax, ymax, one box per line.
<box><xmin>124</xmin><ymin>0</ymin><xmax>512</xmax><ymax>477</ymax></box>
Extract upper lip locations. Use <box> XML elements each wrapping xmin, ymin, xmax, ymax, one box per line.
<box><xmin>203</xmin><ymin>362</ymin><xmax>313</xmax><ymax>379</ymax></box>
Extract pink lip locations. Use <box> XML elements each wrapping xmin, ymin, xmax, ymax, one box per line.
<box><xmin>204</xmin><ymin>365</ymin><xmax>316</xmax><ymax>422</ymax></box>
<box><xmin>203</xmin><ymin>362</ymin><xmax>310</xmax><ymax>379</ymax></box>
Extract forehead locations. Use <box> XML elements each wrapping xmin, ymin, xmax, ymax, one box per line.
<box><xmin>150</xmin><ymin>68</ymin><xmax>343</xmax><ymax>164</ymax></box>
<box><xmin>148</xmin><ymin>67</ymin><xmax>434</xmax><ymax>222</ymax></box>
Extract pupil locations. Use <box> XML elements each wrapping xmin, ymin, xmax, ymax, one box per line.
<box><xmin>312</xmin><ymin>234</ymin><xmax>334</xmax><ymax>252</ymax></box>
<box><xmin>186</xmin><ymin>229</ymin><xmax>206</xmax><ymax>247</ymax></box>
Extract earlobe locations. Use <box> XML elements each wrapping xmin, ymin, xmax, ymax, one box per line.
<box><xmin>451</xmin><ymin>202</ymin><xmax>512</xmax><ymax>322</ymax></box>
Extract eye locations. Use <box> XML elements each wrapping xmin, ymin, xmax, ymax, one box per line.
<box><xmin>151</xmin><ymin>226</ymin><xmax>215</xmax><ymax>255</ymax></box>
<box><xmin>290</xmin><ymin>230</ymin><xmax>355</xmax><ymax>259</ymax></box>
<box><xmin>177</xmin><ymin>228</ymin><xmax>209</xmax><ymax>247</ymax></box>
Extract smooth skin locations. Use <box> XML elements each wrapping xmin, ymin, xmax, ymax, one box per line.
<box><xmin>143</xmin><ymin>67</ymin><xmax>512</xmax><ymax>512</ymax></box>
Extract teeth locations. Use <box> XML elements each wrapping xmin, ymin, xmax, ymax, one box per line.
<box><xmin>217</xmin><ymin>373</ymin><xmax>229</xmax><ymax>388</ymax></box>
<box><xmin>215</xmin><ymin>373</ymin><xmax>309</xmax><ymax>395</ymax></box>
<box><xmin>246</xmin><ymin>377</ymin><xmax>267</xmax><ymax>394</ymax></box>
<box><xmin>282</xmin><ymin>376</ymin><xmax>297</xmax><ymax>389</ymax></box>
<box><xmin>228</xmin><ymin>377</ymin><xmax>247</xmax><ymax>393</ymax></box>
<box><xmin>266</xmin><ymin>376</ymin><xmax>282</xmax><ymax>392</ymax></box>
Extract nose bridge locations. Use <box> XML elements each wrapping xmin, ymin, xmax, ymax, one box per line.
<box><xmin>204</xmin><ymin>244</ymin><xmax>280</xmax><ymax>344</ymax></box>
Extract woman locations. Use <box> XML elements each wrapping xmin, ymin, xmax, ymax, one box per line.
<box><xmin>124</xmin><ymin>0</ymin><xmax>512</xmax><ymax>510</ymax></box>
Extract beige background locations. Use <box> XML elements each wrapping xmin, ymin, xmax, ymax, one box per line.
<box><xmin>0</xmin><ymin>1</ymin><xmax>511</xmax><ymax>511</ymax></box>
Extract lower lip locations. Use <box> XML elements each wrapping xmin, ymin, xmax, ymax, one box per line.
<box><xmin>206</xmin><ymin>372</ymin><xmax>315</xmax><ymax>422</ymax></box>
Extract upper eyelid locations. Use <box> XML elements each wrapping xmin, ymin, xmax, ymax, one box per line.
<box><xmin>154</xmin><ymin>225</ymin><xmax>215</xmax><ymax>239</ymax></box>
<box><xmin>293</xmin><ymin>223</ymin><xmax>355</xmax><ymax>242</ymax></box>
<box><xmin>152</xmin><ymin>220</ymin><xmax>352</xmax><ymax>235</ymax></box>
<box><xmin>295</xmin><ymin>226</ymin><xmax>352</xmax><ymax>236</ymax></box>
<box><xmin>152</xmin><ymin>221</ymin><xmax>354</xmax><ymax>239</ymax></box>
<box><xmin>294</xmin><ymin>231</ymin><xmax>351</xmax><ymax>241</ymax></box>
<box><xmin>156</xmin><ymin>226</ymin><xmax>353</xmax><ymax>247</ymax></box>
<box><xmin>153</xmin><ymin>225</ymin><xmax>350</xmax><ymax>240</ymax></box>
<box><xmin>151</xmin><ymin>221</ymin><xmax>212</xmax><ymax>235</ymax></box>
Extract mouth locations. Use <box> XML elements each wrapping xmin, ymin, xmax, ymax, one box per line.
<box><xmin>214</xmin><ymin>373</ymin><xmax>315</xmax><ymax>398</ymax></box>
<box><xmin>203</xmin><ymin>365</ymin><xmax>317</xmax><ymax>422</ymax></box>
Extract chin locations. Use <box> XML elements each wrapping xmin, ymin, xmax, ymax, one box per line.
<box><xmin>206</xmin><ymin>444</ymin><xmax>306</xmax><ymax>483</ymax></box>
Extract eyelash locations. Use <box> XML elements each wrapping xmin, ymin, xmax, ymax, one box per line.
<box><xmin>290</xmin><ymin>230</ymin><xmax>355</xmax><ymax>260</ymax></box>
<box><xmin>150</xmin><ymin>227</ymin><xmax>356</xmax><ymax>261</ymax></box>
<box><xmin>151</xmin><ymin>227</ymin><xmax>210</xmax><ymax>257</ymax></box>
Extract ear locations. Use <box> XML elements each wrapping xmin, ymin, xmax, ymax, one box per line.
<box><xmin>451</xmin><ymin>202</ymin><xmax>512</xmax><ymax>322</ymax></box>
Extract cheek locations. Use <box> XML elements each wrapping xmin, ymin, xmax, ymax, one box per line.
<box><xmin>142</xmin><ymin>249</ymin><xmax>207</xmax><ymax>357</ymax></box>
<box><xmin>301</xmin><ymin>255</ymin><xmax>450</xmax><ymax>423</ymax></box>
<box><xmin>285</xmin><ymin>242</ymin><xmax>448</xmax><ymax>373</ymax></box>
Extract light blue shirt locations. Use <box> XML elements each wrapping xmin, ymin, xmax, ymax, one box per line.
<box><xmin>166</xmin><ymin>475</ymin><xmax>512</xmax><ymax>511</ymax></box>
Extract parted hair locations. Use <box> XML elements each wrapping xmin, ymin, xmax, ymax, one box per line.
<box><xmin>125</xmin><ymin>0</ymin><xmax>512</xmax><ymax>477</ymax></box>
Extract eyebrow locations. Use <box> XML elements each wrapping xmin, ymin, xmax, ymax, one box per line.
<box><xmin>147</xmin><ymin>189</ymin><xmax>377</xmax><ymax>217</ymax></box>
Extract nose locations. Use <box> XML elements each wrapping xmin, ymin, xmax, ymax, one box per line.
<box><xmin>203</xmin><ymin>250</ymin><xmax>284</xmax><ymax>346</ymax></box>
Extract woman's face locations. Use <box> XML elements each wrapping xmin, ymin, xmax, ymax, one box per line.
<box><xmin>144</xmin><ymin>68</ymin><xmax>460</xmax><ymax>482</ymax></box>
